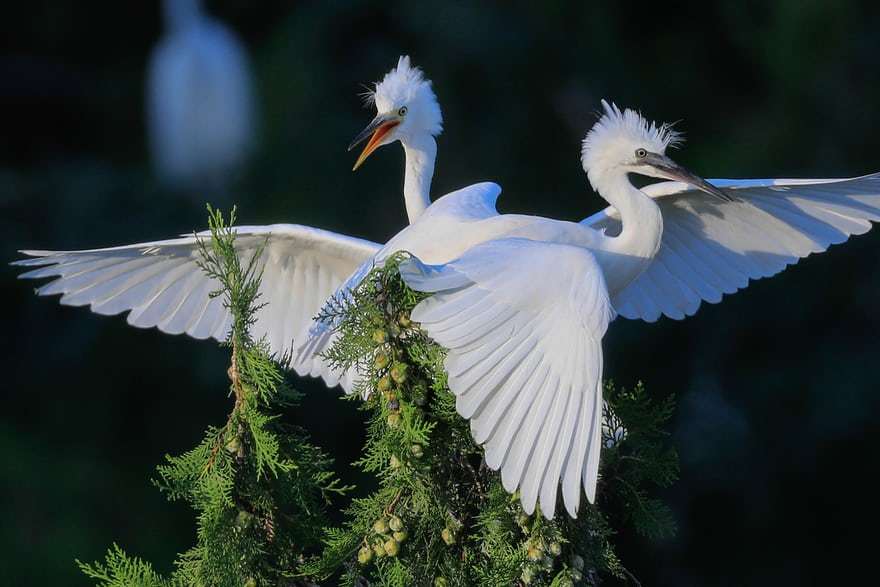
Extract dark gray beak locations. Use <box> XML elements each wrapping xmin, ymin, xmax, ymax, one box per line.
<box><xmin>644</xmin><ymin>153</ymin><xmax>734</xmax><ymax>203</ymax></box>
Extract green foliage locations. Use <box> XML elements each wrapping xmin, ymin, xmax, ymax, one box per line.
<box><xmin>600</xmin><ymin>382</ymin><xmax>679</xmax><ymax>541</ymax></box>
<box><xmin>78</xmin><ymin>207</ymin><xmax>347</xmax><ymax>586</ymax></box>
<box><xmin>77</xmin><ymin>544</ymin><xmax>169</xmax><ymax>587</ymax></box>
<box><xmin>306</xmin><ymin>254</ymin><xmax>679</xmax><ymax>586</ymax></box>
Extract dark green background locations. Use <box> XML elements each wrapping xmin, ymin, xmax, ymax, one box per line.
<box><xmin>3</xmin><ymin>1</ymin><xmax>880</xmax><ymax>584</ymax></box>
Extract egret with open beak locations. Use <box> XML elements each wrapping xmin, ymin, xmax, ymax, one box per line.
<box><xmin>345</xmin><ymin>56</ymin><xmax>444</xmax><ymax>220</ymax></box>
<box><xmin>349</xmin><ymin>112</ymin><xmax>403</xmax><ymax>171</ymax></box>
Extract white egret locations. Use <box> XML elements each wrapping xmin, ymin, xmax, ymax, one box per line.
<box><xmin>147</xmin><ymin>0</ymin><xmax>256</xmax><ymax>189</ymax></box>
<box><xmin>14</xmin><ymin>56</ymin><xmax>443</xmax><ymax>391</ymax></box>
<box><xmin>384</xmin><ymin>102</ymin><xmax>880</xmax><ymax>518</ymax></box>
<box><xmin>349</xmin><ymin>55</ymin><xmax>443</xmax><ymax>221</ymax></box>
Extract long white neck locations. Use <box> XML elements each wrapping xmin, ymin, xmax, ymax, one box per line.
<box><xmin>591</xmin><ymin>170</ymin><xmax>663</xmax><ymax>293</ymax></box>
<box><xmin>400</xmin><ymin>134</ymin><xmax>436</xmax><ymax>222</ymax></box>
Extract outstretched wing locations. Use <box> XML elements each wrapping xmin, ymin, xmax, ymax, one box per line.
<box><xmin>400</xmin><ymin>238</ymin><xmax>614</xmax><ymax>518</ymax></box>
<box><xmin>14</xmin><ymin>224</ymin><xmax>381</xmax><ymax>390</ymax></box>
<box><xmin>583</xmin><ymin>173</ymin><xmax>880</xmax><ymax>321</ymax></box>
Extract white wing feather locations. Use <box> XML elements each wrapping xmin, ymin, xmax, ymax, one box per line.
<box><xmin>297</xmin><ymin>180</ymin><xmax>506</xmax><ymax>393</ymax></box>
<box><xmin>582</xmin><ymin>173</ymin><xmax>880</xmax><ymax>321</ymax></box>
<box><xmin>400</xmin><ymin>238</ymin><xmax>614</xmax><ymax>518</ymax></box>
<box><xmin>14</xmin><ymin>224</ymin><xmax>381</xmax><ymax>390</ymax></box>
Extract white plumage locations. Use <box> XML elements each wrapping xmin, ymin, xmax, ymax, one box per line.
<box><xmin>147</xmin><ymin>0</ymin><xmax>255</xmax><ymax>188</ymax></box>
<box><xmin>581</xmin><ymin>101</ymin><xmax>682</xmax><ymax>184</ymax></box>
<box><xmin>582</xmin><ymin>174</ymin><xmax>880</xmax><ymax>321</ymax></box>
<box><xmin>16</xmin><ymin>81</ymin><xmax>880</xmax><ymax>520</ymax></box>
<box><xmin>402</xmin><ymin>238</ymin><xmax>613</xmax><ymax>515</ymax></box>
<box><xmin>386</xmin><ymin>102</ymin><xmax>880</xmax><ymax>518</ymax></box>
<box><xmin>15</xmin><ymin>226</ymin><xmax>380</xmax><ymax>390</ymax></box>
<box><xmin>367</xmin><ymin>56</ymin><xmax>443</xmax><ymax>138</ymax></box>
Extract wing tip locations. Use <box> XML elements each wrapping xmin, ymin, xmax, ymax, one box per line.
<box><xmin>18</xmin><ymin>249</ymin><xmax>56</xmax><ymax>257</ymax></box>
<box><xmin>11</xmin><ymin>251</ymin><xmax>60</xmax><ymax>268</ymax></box>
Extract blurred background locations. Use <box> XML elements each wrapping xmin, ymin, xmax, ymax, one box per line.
<box><xmin>3</xmin><ymin>1</ymin><xmax>880</xmax><ymax>584</ymax></box>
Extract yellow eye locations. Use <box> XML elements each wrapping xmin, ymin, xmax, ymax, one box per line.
<box><xmin>635</xmin><ymin>148</ymin><xmax>647</xmax><ymax>158</ymax></box>
<box><xmin>398</xmin><ymin>106</ymin><xmax>408</xmax><ymax>116</ymax></box>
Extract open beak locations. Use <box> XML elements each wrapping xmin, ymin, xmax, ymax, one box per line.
<box><xmin>348</xmin><ymin>114</ymin><xmax>401</xmax><ymax>171</ymax></box>
<box><xmin>644</xmin><ymin>153</ymin><xmax>734</xmax><ymax>202</ymax></box>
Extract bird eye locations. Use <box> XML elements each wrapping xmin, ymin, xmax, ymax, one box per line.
<box><xmin>398</xmin><ymin>106</ymin><xmax>408</xmax><ymax>116</ymax></box>
<box><xmin>635</xmin><ymin>148</ymin><xmax>648</xmax><ymax>159</ymax></box>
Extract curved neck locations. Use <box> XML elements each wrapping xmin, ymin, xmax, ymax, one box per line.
<box><xmin>591</xmin><ymin>171</ymin><xmax>663</xmax><ymax>259</ymax></box>
<box><xmin>400</xmin><ymin>134</ymin><xmax>436</xmax><ymax>223</ymax></box>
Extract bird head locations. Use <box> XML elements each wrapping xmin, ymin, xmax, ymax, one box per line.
<box><xmin>581</xmin><ymin>100</ymin><xmax>730</xmax><ymax>201</ymax></box>
<box><xmin>163</xmin><ymin>0</ymin><xmax>203</xmax><ymax>32</ymax></box>
<box><xmin>349</xmin><ymin>56</ymin><xmax>443</xmax><ymax>170</ymax></box>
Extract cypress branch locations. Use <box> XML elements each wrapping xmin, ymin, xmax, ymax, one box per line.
<box><xmin>305</xmin><ymin>253</ymin><xmax>679</xmax><ymax>586</ymax></box>
<box><xmin>78</xmin><ymin>207</ymin><xmax>347</xmax><ymax>586</ymax></box>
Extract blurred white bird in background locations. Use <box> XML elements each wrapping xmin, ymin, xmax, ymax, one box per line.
<box><xmin>14</xmin><ymin>57</ymin><xmax>443</xmax><ymax>391</ymax></box>
<box><xmin>147</xmin><ymin>0</ymin><xmax>256</xmax><ymax>191</ymax></box>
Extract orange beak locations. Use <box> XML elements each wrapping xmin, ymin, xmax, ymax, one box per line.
<box><xmin>349</xmin><ymin>116</ymin><xmax>400</xmax><ymax>171</ymax></box>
